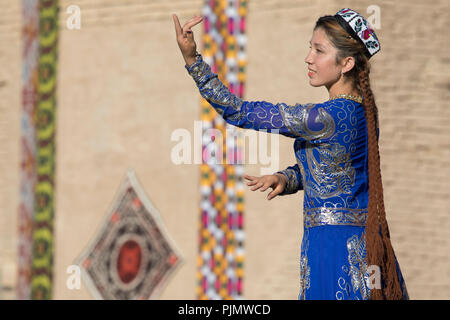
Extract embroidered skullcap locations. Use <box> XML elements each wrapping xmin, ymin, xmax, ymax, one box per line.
<box><xmin>334</xmin><ymin>8</ymin><xmax>380</xmax><ymax>59</ymax></box>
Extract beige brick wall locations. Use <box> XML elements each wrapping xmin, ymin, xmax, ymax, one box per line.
<box><xmin>0</xmin><ymin>0</ymin><xmax>22</xmax><ymax>300</ymax></box>
<box><xmin>0</xmin><ymin>0</ymin><xmax>448</xmax><ymax>299</ymax></box>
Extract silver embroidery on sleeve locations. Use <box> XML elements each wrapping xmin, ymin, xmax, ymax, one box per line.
<box><xmin>202</xmin><ymin>77</ymin><xmax>244</xmax><ymax>111</ymax></box>
<box><xmin>187</xmin><ymin>58</ymin><xmax>244</xmax><ymax>114</ymax></box>
<box><xmin>279</xmin><ymin>103</ymin><xmax>336</xmax><ymax>140</ymax></box>
<box><xmin>276</xmin><ymin>168</ymin><xmax>302</xmax><ymax>195</ymax></box>
<box><xmin>187</xmin><ymin>58</ymin><xmax>214</xmax><ymax>86</ymax></box>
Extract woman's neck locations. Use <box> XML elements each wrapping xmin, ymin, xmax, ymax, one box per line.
<box><xmin>327</xmin><ymin>78</ymin><xmax>360</xmax><ymax>99</ymax></box>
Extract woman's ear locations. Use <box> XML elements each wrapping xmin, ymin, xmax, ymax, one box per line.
<box><xmin>342</xmin><ymin>56</ymin><xmax>356</xmax><ymax>73</ymax></box>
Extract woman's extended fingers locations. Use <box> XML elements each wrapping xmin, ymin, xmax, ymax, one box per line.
<box><xmin>244</xmin><ymin>174</ymin><xmax>257</xmax><ymax>184</ymax></box>
<box><xmin>183</xmin><ymin>16</ymin><xmax>203</xmax><ymax>34</ymax></box>
<box><xmin>172</xmin><ymin>14</ymin><xmax>183</xmax><ymax>37</ymax></box>
<box><xmin>259</xmin><ymin>182</ymin><xmax>272</xmax><ymax>192</ymax></box>
<box><xmin>250</xmin><ymin>181</ymin><xmax>264</xmax><ymax>191</ymax></box>
<box><xmin>244</xmin><ymin>174</ymin><xmax>280</xmax><ymax>200</ymax></box>
<box><xmin>173</xmin><ymin>14</ymin><xmax>203</xmax><ymax>38</ymax></box>
<box><xmin>267</xmin><ymin>184</ymin><xmax>283</xmax><ymax>200</ymax></box>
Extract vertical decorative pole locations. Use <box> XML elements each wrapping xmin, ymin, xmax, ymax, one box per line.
<box><xmin>198</xmin><ymin>0</ymin><xmax>248</xmax><ymax>300</ymax></box>
<box><xmin>30</xmin><ymin>0</ymin><xmax>58</xmax><ymax>300</ymax></box>
<box><xmin>18</xmin><ymin>0</ymin><xmax>40</xmax><ymax>300</ymax></box>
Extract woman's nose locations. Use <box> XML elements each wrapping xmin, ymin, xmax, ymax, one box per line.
<box><xmin>304</xmin><ymin>52</ymin><xmax>313</xmax><ymax>64</ymax></box>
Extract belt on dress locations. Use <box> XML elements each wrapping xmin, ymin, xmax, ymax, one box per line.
<box><xmin>304</xmin><ymin>207</ymin><xmax>368</xmax><ymax>228</ymax></box>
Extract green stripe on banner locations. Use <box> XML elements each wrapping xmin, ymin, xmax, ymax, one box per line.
<box><xmin>31</xmin><ymin>0</ymin><xmax>58</xmax><ymax>300</ymax></box>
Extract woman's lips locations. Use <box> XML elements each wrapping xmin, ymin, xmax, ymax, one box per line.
<box><xmin>308</xmin><ymin>70</ymin><xmax>315</xmax><ymax>77</ymax></box>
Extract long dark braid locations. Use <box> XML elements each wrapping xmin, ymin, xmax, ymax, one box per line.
<box><xmin>359</xmin><ymin>66</ymin><xmax>403</xmax><ymax>299</ymax></box>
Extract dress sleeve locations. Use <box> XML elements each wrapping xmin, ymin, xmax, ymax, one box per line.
<box><xmin>275</xmin><ymin>163</ymin><xmax>303</xmax><ymax>195</ymax></box>
<box><xmin>185</xmin><ymin>55</ymin><xmax>336</xmax><ymax>140</ymax></box>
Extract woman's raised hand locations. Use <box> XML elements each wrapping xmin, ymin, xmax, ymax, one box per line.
<box><xmin>172</xmin><ymin>14</ymin><xmax>203</xmax><ymax>66</ymax></box>
<box><xmin>244</xmin><ymin>174</ymin><xmax>288</xmax><ymax>201</ymax></box>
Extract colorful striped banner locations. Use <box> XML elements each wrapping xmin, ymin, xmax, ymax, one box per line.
<box><xmin>197</xmin><ymin>0</ymin><xmax>248</xmax><ymax>300</ymax></box>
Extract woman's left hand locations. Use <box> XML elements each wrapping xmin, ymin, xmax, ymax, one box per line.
<box><xmin>244</xmin><ymin>174</ymin><xmax>287</xmax><ymax>200</ymax></box>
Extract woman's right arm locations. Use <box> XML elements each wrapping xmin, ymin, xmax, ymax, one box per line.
<box><xmin>185</xmin><ymin>55</ymin><xmax>334</xmax><ymax>140</ymax></box>
<box><xmin>174</xmin><ymin>14</ymin><xmax>336</xmax><ymax>142</ymax></box>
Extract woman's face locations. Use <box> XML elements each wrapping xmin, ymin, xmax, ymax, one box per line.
<box><xmin>304</xmin><ymin>27</ymin><xmax>342</xmax><ymax>88</ymax></box>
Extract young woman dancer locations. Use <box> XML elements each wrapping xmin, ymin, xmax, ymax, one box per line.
<box><xmin>173</xmin><ymin>8</ymin><xmax>409</xmax><ymax>300</ymax></box>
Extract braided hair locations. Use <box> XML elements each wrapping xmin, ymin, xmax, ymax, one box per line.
<box><xmin>314</xmin><ymin>15</ymin><xmax>403</xmax><ymax>300</ymax></box>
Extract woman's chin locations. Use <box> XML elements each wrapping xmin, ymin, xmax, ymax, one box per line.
<box><xmin>308</xmin><ymin>80</ymin><xmax>321</xmax><ymax>87</ymax></box>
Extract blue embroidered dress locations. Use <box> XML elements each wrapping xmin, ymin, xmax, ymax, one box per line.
<box><xmin>185</xmin><ymin>55</ymin><xmax>408</xmax><ymax>300</ymax></box>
